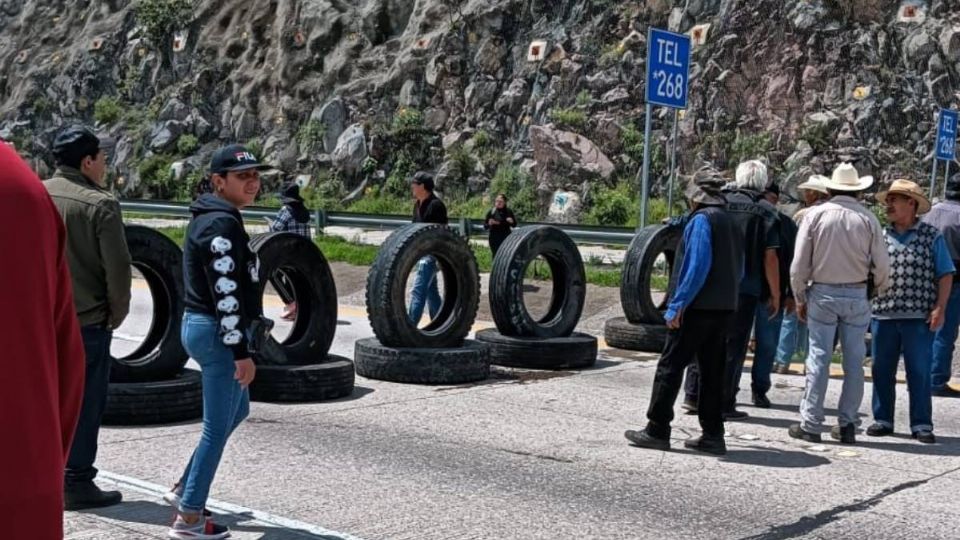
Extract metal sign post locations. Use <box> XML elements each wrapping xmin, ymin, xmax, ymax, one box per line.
<box><xmin>667</xmin><ymin>109</ymin><xmax>680</xmax><ymax>218</ymax></box>
<box><xmin>640</xmin><ymin>27</ymin><xmax>691</xmax><ymax>228</ymax></box>
<box><xmin>933</xmin><ymin>109</ymin><xmax>958</xmax><ymax>199</ymax></box>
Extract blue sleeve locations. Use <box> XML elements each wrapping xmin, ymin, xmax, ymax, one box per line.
<box><xmin>933</xmin><ymin>234</ymin><xmax>956</xmax><ymax>277</ymax></box>
<box><xmin>665</xmin><ymin>214</ymin><xmax>712</xmax><ymax>320</ymax></box>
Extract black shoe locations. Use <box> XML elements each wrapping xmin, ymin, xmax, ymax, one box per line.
<box><xmin>64</xmin><ymin>480</ymin><xmax>123</xmax><ymax>511</ymax></box>
<box><xmin>681</xmin><ymin>399</ymin><xmax>698</xmax><ymax>415</ymax></box>
<box><xmin>866</xmin><ymin>423</ymin><xmax>894</xmax><ymax>437</ymax></box>
<box><xmin>752</xmin><ymin>391</ymin><xmax>771</xmax><ymax>408</ymax></box>
<box><xmin>932</xmin><ymin>386</ymin><xmax>960</xmax><ymax>398</ymax></box>
<box><xmin>723</xmin><ymin>409</ymin><xmax>749</xmax><ymax>420</ymax></box>
<box><xmin>830</xmin><ymin>424</ymin><xmax>856</xmax><ymax>444</ymax></box>
<box><xmin>788</xmin><ymin>423</ymin><xmax>822</xmax><ymax>442</ymax></box>
<box><xmin>683</xmin><ymin>436</ymin><xmax>727</xmax><ymax>456</ymax></box>
<box><xmin>624</xmin><ymin>429</ymin><xmax>670</xmax><ymax>451</ymax></box>
<box><xmin>913</xmin><ymin>430</ymin><xmax>936</xmax><ymax>444</ymax></box>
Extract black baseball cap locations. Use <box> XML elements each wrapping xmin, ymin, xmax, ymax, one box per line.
<box><xmin>763</xmin><ymin>179</ymin><xmax>781</xmax><ymax>196</ymax></box>
<box><xmin>209</xmin><ymin>144</ymin><xmax>272</xmax><ymax>174</ymax></box>
<box><xmin>411</xmin><ymin>171</ymin><xmax>435</xmax><ymax>191</ymax></box>
<box><xmin>52</xmin><ymin>125</ymin><xmax>102</xmax><ymax>167</ymax></box>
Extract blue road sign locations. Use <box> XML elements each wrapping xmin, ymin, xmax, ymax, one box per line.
<box><xmin>645</xmin><ymin>28</ymin><xmax>692</xmax><ymax>109</ymax></box>
<box><xmin>937</xmin><ymin>109</ymin><xmax>958</xmax><ymax>161</ymax></box>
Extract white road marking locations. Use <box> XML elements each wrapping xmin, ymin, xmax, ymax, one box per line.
<box><xmin>98</xmin><ymin>470</ymin><xmax>369</xmax><ymax>540</ymax></box>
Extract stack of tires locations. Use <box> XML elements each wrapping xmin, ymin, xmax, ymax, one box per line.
<box><xmin>476</xmin><ymin>226</ymin><xmax>598</xmax><ymax>369</ymax></box>
<box><xmin>355</xmin><ymin>224</ymin><xmax>490</xmax><ymax>384</ymax></box>
<box><xmin>247</xmin><ymin>232</ymin><xmax>355</xmax><ymax>402</ymax></box>
<box><xmin>104</xmin><ymin>226</ymin><xmax>200</xmax><ymax>426</ymax></box>
<box><xmin>604</xmin><ymin>224</ymin><xmax>680</xmax><ymax>353</ymax></box>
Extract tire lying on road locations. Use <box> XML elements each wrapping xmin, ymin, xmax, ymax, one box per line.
<box><xmin>250</xmin><ymin>232</ymin><xmax>338</xmax><ymax>365</ymax></box>
<box><xmin>488</xmin><ymin>225</ymin><xmax>586</xmax><ymax>338</ymax></box>
<box><xmin>475</xmin><ymin>328</ymin><xmax>597</xmax><ymax>370</ymax></box>
<box><xmin>354</xmin><ymin>337</ymin><xmax>490</xmax><ymax>384</ymax></box>
<box><xmin>366</xmin><ymin>224</ymin><xmax>480</xmax><ymax>348</ymax></box>
<box><xmin>102</xmin><ymin>370</ymin><xmax>202</xmax><ymax>426</ymax></box>
<box><xmin>620</xmin><ymin>225</ymin><xmax>680</xmax><ymax>325</ymax></box>
<box><xmin>111</xmin><ymin>226</ymin><xmax>188</xmax><ymax>383</ymax></box>
<box><xmin>603</xmin><ymin>317</ymin><xmax>667</xmax><ymax>353</ymax></box>
<box><xmin>249</xmin><ymin>356</ymin><xmax>355</xmax><ymax>402</ymax></box>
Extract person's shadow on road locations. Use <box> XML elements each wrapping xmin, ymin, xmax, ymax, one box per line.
<box><xmin>719</xmin><ymin>446</ymin><xmax>831</xmax><ymax>468</ymax></box>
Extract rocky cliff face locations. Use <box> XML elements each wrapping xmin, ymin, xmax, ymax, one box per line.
<box><xmin>2</xmin><ymin>0</ymin><xmax>959</xmax><ymax>221</ymax></box>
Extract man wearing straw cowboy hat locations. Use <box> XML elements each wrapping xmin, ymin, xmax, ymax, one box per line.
<box><xmin>626</xmin><ymin>167</ymin><xmax>744</xmax><ymax>456</ymax></box>
<box><xmin>773</xmin><ymin>174</ymin><xmax>831</xmax><ymax>375</ymax></box>
<box><xmin>867</xmin><ymin>180</ymin><xmax>954</xmax><ymax>444</ymax></box>
<box><xmin>788</xmin><ymin>163</ymin><xmax>890</xmax><ymax>444</ymax></box>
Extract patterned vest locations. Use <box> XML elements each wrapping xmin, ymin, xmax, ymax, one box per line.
<box><xmin>871</xmin><ymin>222</ymin><xmax>939</xmax><ymax>317</ymax></box>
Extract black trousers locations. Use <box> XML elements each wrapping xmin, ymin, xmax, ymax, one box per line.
<box><xmin>646</xmin><ymin>309</ymin><xmax>731</xmax><ymax>439</ymax></box>
<box><xmin>684</xmin><ymin>294</ymin><xmax>759</xmax><ymax>411</ymax></box>
<box><xmin>66</xmin><ymin>325</ymin><xmax>113</xmax><ymax>484</ymax></box>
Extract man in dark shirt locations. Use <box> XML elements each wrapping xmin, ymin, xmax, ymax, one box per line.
<box><xmin>625</xmin><ymin>167</ymin><xmax>744</xmax><ymax>455</ymax></box>
<box><xmin>408</xmin><ymin>171</ymin><xmax>448</xmax><ymax>322</ymax></box>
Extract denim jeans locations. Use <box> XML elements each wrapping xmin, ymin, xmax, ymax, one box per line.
<box><xmin>65</xmin><ymin>325</ymin><xmax>113</xmax><ymax>484</ymax></box>
<box><xmin>871</xmin><ymin>318</ymin><xmax>934</xmax><ymax>433</ymax></box>
<box><xmin>775</xmin><ymin>309</ymin><xmax>808</xmax><ymax>367</ymax></box>
<box><xmin>752</xmin><ymin>303</ymin><xmax>784</xmax><ymax>396</ymax></box>
<box><xmin>177</xmin><ymin>312</ymin><xmax>250</xmax><ymax>513</ymax></box>
<box><xmin>408</xmin><ymin>256</ymin><xmax>442</xmax><ymax>323</ymax></box>
<box><xmin>931</xmin><ymin>286</ymin><xmax>960</xmax><ymax>389</ymax></box>
<box><xmin>800</xmin><ymin>284</ymin><xmax>871</xmax><ymax>433</ymax></box>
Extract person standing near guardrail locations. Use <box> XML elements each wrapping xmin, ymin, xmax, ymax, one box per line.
<box><xmin>409</xmin><ymin>171</ymin><xmax>448</xmax><ymax>323</ymax></box>
<box><xmin>788</xmin><ymin>163</ymin><xmax>890</xmax><ymax>444</ymax></box>
<box><xmin>165</xmin><ymin>144</ymin><xmax>268</xmax><ymax>539</ymax></box>
<box><xmin>44</xmin><ymin>125</ymin><xmax>132</xmax><ymax>511</ymax></box>
<box><xmin>625</xmin><ymin>167</ymin><xmax>744</xmax><ymax>455</ymax></box>
<box><xmin>484</xmin><ymin>193</ymin><xmax>517</xmax><ymax>256</ymax></box>
<box><xmin>1</xmin><ymin>141</ymin><xmax>86</xmax><ymax>539</ymax></box>
<box><xmin>269</xmin><ymin>181</ymin><xmax>312</xmax><ymax>320</ymax></box>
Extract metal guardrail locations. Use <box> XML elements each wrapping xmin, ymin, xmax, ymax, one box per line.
<box><xmin>120</xmin><ymin>200</ymin><xmax>637</xmax><ymax>246</ymax></box>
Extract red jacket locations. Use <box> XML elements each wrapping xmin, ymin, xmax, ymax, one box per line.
<box><xmin>0</xmin><ymin>143</ymin><xmax>85</xmax><ymax>539</ymax></box>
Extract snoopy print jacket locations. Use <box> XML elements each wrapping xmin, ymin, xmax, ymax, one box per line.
<box><xmin>183</xmin><ymin>193</ymin><xmax>264</xmax><ymax>359</ymax></box>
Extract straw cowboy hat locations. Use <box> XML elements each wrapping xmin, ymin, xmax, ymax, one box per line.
<box><xmin>876</xmin><ymin>179</ymin><xmax>931</xmax><ymax>214</ymax></box>
<box><xmin>823</xmin><ymin>163</ymin><xmax>874</xmax><ymax>191</ymax></box>
<box><xmin>796</xmin><ymin>174</ymin><xmax>830</xmax><ymax>195</ymax></box>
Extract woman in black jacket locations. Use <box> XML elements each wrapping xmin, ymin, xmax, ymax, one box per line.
<box><xmin>484</xmin><ymin>193</ymin><xmax>517</xmax><ymax>256</ymax></box>
<box><xmin>165</xmin><ymin>144</ymin><xmax>268</xmax><ymax>540</ymax></box>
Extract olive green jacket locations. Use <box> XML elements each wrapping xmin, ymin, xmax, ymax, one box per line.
<box><xmin>44</xmin><ymin>167</ymin><xmax>131</xmax><ymax>329</ymax></box>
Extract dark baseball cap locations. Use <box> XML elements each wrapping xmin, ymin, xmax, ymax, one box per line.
<box><xmin>52</xmin><ymin>125</ymin><xmax>102</xmax><ymax>166</ymax></box>
<box><xmin>411</xmin><ymin>171</ymin><xmax>435</xmax><ymax>191</ymax></box>
<box><xmin>209</xmin><ymin>144</ymin><xmax>272</xmax><ymax>174</ymax></box>
<box><xmin>763</xmin><ymin>179</ymin><xmax>781</xmax><ymax>196</ymax></box>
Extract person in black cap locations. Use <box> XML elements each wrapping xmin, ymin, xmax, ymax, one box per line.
<box><xmin>44</xmin><ymin>125</ymin><xmax>131</xmax><ymax>510</ymax></box>
<box><xmin>409</xmin><ymin>171</ymin><xmax>448</xmax><ymax>323</ymax></box>
<box><xmin>164</xmin><ymin>143</ymin><xmax>270</xmax><ymax>539</ymax></box>
<box><xmin>269</xmin><ymin>180</ymin><xmax>312</xmax><ymax>320</ymax></box>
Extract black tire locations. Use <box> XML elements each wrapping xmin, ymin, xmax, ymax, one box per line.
<box><xmin>111</xmin><ymin>226</ymin><xmax>188</xmax><ymax>383</ymax></box>
<box><xmin>250</xmin><ymin>232</ymin><xmax>338</xmax><ymax>365</ymax></box>
<box><xmin>620</xmin><ymin>225</ymin><xmax>680</xmax><ymax>325</ymax></box>
<box><xmin>475</xmin><ymin>328</ymin><xmax>597</xmax><ymax>369</ymax></box>
<box><xmin>488</xmin><ymin>225</ymin><xmax>586</xmax><ymax>338</ymax></box>
<box><xmin>354</xmin><ymin>337</ymin><xmax>490</xmax><ymax>384</ymax></box>
<box><xmin>249</xmin><ymin>355</ymin><xmax>356</xmax><ymax>402</ymax></box>
<box><xmin>603</xmin><ymin>317</ymin><xmax>667</xmax><ymax>353</ymax></box>
<box><xmin>102</xmin><ymin>370</ymin><xmax>203</xmax><ymax>426</ymax></box>
<box><xmin>366</xmin><ymin>224</ymin><xmax>480</xmax><ymax>348</ymax></box>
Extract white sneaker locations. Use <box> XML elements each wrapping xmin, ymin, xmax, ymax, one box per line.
<box><xmin>167</xmin><ymin>515</ymin><xmax>230</xmax><ymax>539</ymax></box>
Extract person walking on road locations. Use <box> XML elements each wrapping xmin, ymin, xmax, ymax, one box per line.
<box><xmin>44</xmin><ymin>125</ymin><xmax>132</xmax><ymax>510</ymax></box>
<box><xmin>1</xmin><ymin>142</ymin><xmax>86</xmax><ymax>539</ymax></box>
<box><xmin>788</xmin><ymin>163</ymin><xmax>890</xmax><ymax>444</ymax></box>
<box><xmin>408</xmin><ymin>171</ymin><xmax>448</xmax><ymax>323</ymax></box>
<box><xmin>269</xmin><ymin>181</ymin><xmax>312</xmax><ymax>321</ymax></box>
<box><xmin>165</xmin><ymin>144</ymin><xmax>269</xmax><ymax>539</ymax></box>
<box><xmin>773</xmin><ymin>175</ymin><xmax>831</xmax><ymax>374</ymax></box>
<box><xmin>922</xmin><ymin>172</ymin><xmax>960</xmax><ymax>397</ymax></box>
<box><xmin>484</xmin><ymin>193</ymin><xmax>517</xmax><ymax>256</ymax></box>
<box><xmin>867</xmin><ymin>180</ymin><xmax>953</xmax><ymax>444</ymax></box>
<box><xmin>625</xmin><ymin>168</ymin><xmax>744</xmax><ymax>456</ymax></box>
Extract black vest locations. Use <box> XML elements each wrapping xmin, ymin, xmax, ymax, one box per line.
<box><xmin>669</xmin><ymin>205</ymin><xmax>743</xmax><ymax>311</ymax></box>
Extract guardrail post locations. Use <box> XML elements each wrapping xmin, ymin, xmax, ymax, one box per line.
<box><xmin>315</xmin><ymin>209</ymin><xmax>327</xmax><ymax>229</ymax></box>
<box><xmin>459</xmin><ymin>217</ymin><xmax>470</xmax><ymax>238</ymax></box>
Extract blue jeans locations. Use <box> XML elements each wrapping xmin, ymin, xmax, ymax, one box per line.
<box><xmin>408</xmin><ymin>256</ymin><xmax>441</xmax><ymax>323</ymax></box>
<box><xmin>752</xmin><ymin>303</ymin><xmax>784</xmax><ymax>395</ymax></box>
<box><xmin>871</xmin><ymin>318</ymin><xmax>934</xmax><ymax>433</ymax></box>
<box><xmin>177</xmin><ymin>312</ymin><xmax>250</xmax><ymax>513</ymax></box>
<box><xmin>65</xmin><ymin>326</ymin><xmax>113</xmax><ymax>484</ymax></box>
<box><xmin>931</xmin><ymin>286</ymin><xmax>960</xmax><ymax>389</ymax></box>
<box><xmin>800</xmin><ymin>284</ymin><xmax>871</xmax><ymax>433</ymax></box>
<box><xmin>775</xmin><ymin>309</ymin><xmax>808</xmax><ymax>367</ymax></box>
